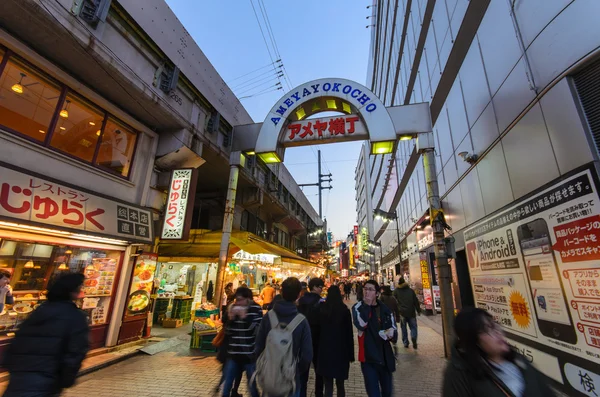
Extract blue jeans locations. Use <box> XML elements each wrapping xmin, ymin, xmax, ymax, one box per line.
<box><xmin>222</xmin><ymin>358</ymin><xmax>259</xmax><ymax>397</ymax></box>
<box><xmin>400</xmin><ymin>317</ymin><xmax>418</xmax><ymax>346</ymax></box>
<box><xmin>360</xmin><ymin>362</ymin><xmax>393</xmax><ymax>397</ymax></box>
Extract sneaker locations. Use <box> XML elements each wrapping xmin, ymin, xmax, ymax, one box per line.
<box><xmin>413</xmin><ymin>342</ymin><xmax>418</xmax><ymax>349</ymax></box>
<box><xmin>404</xmin><ymin>343</ymin><xmax>409</xmax><ymax>348</ymax></box>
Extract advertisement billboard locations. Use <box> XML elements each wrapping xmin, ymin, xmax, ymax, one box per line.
<box><xmin>464</xmin><ymin>165</ymin><xmax>600</xmax><ymax>395</ymax></box>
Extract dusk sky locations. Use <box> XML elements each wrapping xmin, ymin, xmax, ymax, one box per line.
<box><xmin>165</xmin><ymin>0</ymin><xmax>372</xmax><ymax>240</ymax></box>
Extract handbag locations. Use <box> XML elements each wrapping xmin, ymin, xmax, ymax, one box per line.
<box><xmin>212</xmin><ymin>327</ymin><xmax>225</xmax><ymax>347</ymax></box>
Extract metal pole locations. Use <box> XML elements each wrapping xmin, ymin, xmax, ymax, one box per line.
<box><xmin>422</xmin><ymin>148</ymin><xmax>454</xmax><ymax>358</ymax></box>
<box><xmin>395</xmin><ymin>216</ymin><xmax>402</xmax><ymax>277</ymax></box>
<box><xmin>318</xmin><ymin>149</ymin><xmax>322</xmax><ymax>219</ymax></box>
<box><xmin>214</xmin><ymin>151</ymin><xmax>244</xmax><ymax>310</ymax></box>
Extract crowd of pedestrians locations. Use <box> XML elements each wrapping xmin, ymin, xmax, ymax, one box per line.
<box><xmin>0</xmin><ymin>271</ymin><xmax>553</xmax><ymax>397</ymax></box>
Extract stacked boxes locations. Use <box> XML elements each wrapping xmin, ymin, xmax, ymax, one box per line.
<box><xmin>171</xmin><ymin>297</ymin><xmax>193</xmax><ymax>324</ymax></box>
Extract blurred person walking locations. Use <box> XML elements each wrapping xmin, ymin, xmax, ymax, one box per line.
<box><xmin>221</xmin><ymin>287</ymin><xmax>262</xmax><ymax>397</ymax></box>
<box><xmin>443</xmin><ymin>307</ymin><xmax>555</xmax><ymax>397</ymax></box>
<box><xmin>297</xmin><ymin>278</ymin><xmax>325</xmax><ymax>397</ymax></box>
<box><xmin>255</xmin><ymin>277</ymin><xmax>312</xmax><ymax>397</ymax></box>
<box><xmin>352</xmin><ymin>280</ymin><xmax>397</xmax><ymax>397</ymax></box>
<box><xmin>392</xmin><ymin>277</ymin><xmax>421</xmax><ymax>349</ymax></box>
<box><xmin>379</xmin><ymin>286</ymin><xmax>401</xmax><ymax>355</ymax></box>
<box><xmin>316</xmin><ymin>285</ymin><xmax>354</xmax><ymax>397</ymax></box>
<box><xmin>2</xmin><ymin>273</ymin><xmax>89</xmax><ymax>397</ymax></box>
<box><xmin>260</xmin><ymin>282</ymin><xmax>276</xmax><ymax>310</ymax></box>
<box><xmin>343</xmin><ymin>283</ymin><xmax>352</xmax><ymax>301</ymax></box>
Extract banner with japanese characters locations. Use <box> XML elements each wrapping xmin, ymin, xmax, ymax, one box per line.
<box><xmin>0</xmin><ymin>164</ymin><xmax>153</xmax><ymax>243</ymax></box>
<box><xmin>464</xmin><ymin>165</ymin><xmax>600</xmax><ymax>395</ymax></box>
<box><xmin>160</xmin><ymin>169</ymin><xmax>197</xmax><ymax>241</ymax></box>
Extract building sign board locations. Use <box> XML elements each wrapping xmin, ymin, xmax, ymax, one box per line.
<box><xmin>464</xmin><ymin>165</ymin><xmax>600</xmax><ymax>394</ymax></box>
<box><xmin>0</xmin><ymin>164</ymin><xmax>152</xmax><ymax>243</ymax></box>
<box><xmin>283</xmin><ymin>114</ymin><xmax>367</xmax><ymax>147</ymax></box>
<box><xmin>160</xmin><ymin>169</ymin><xmax>197</xmax><ymax>240</ymax></box>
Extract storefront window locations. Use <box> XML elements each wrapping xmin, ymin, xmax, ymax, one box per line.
<box><xmin>96</xmin><ymin>117</ymin><xmax>137</xmax><ymax>177</ymax></box>
<box><xmin>0</xmin><ymin>59</ymin><xmax>61</xmax><ymax>142</ymax></box>
<box><xmin>0</xmin><ymin>238</ymin><xmax>123</xmax><ymax>337</ymax></box>
<box><xmin>50</xmin><ymin>94</ymin><xmax>104</xmax><ymax>162</ymax></box>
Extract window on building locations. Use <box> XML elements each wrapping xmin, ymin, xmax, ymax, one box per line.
<box><xmin>0</xmin><ymin>58</ymin><xmax>61</xmax><ymax>142</ymax></box>
<box><xmin>96</xmin><ymin>117</ymin><xmax>137</xmax><ymax>177</ymax></box>
<box><xmin>0</xmin><ymin>51</ymin><xmax>140</xmax><ymax>179</ymax></box>
<box><xmin>50</xmin><ymin>93</ymin><xmax>103</xmax><ymax>162</ymax></box>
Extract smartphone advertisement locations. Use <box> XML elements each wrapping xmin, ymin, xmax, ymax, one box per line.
<box><xmin>464</xmin><ymin>165</ymin><xmax>600</xmax><ymax>395</ymax></box>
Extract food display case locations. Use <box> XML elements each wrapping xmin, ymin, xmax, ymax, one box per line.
<box><xmin>0</xmin><ymin>238</ymin><xmax>124</xmax><ymax>349</ymax></box>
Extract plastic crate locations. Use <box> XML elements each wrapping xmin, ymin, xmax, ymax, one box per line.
<box><xmin>190</xmin><ymin>328</ymin><xmax>218</xmax><ymax>351</ymax></box>
<box><xmin>195</xmin><ymin>309</ymin><xmax>220</xmax><ymax>318</ymax></box>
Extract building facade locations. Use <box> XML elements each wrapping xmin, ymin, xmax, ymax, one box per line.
<box><xmin>354</xmin><ymin>142</ymin><xmax>374</xmax><ymax>273</ymax></box>
<box><xmin>365</xmin><ymin>0</ymin><xmax>600</xmax><ymax>393</ymax></box>
<box><xmin>0</xmin><ymin>0</ymin><xmax>322</xmax><ymax>352</ymax></box>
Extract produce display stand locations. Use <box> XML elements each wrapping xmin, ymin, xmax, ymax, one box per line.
<box><xmin>190</xmin><ymin>321</ymin><xmax>221</xmax><ymax>351</ymax></box>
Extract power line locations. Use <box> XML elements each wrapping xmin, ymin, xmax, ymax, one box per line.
<box><xmin>231</xmin><ymin>66</ymin><xmax>281</xmax><ymax>90</ymax></box>
<box><xmin>250</xmin><ymin>0</ymin><xmax>276</xmax><ymax>64</ymax></box>
<box><xmin>236</xmin><ymin>78</ymin><xmax>282</xmax><ymax>96</ymax></box>
<box><xmin>239</xmin><ymin>85</ymin><xmax>282</xmax><ymax>100</ymax></box>
<box><xmin>258</xmin><ymin>0</ymin><xmax>294</xmax><ymax>91</ymax></box>
<box><xmin>227</xmin><ymin>60</ymin><xmax>281</xmax><ymax>83</ymax></box>
<box><xmin>233</xmin><ymin>71</ymin><xmax>283</xmax><ymax>94</ymax></box>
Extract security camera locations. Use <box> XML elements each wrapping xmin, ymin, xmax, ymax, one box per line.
<box><xmin>458</xmin><ymin>151</ymin><xmax>478</xmax><ymax>165</ymax></box>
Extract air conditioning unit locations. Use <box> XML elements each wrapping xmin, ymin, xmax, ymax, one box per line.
<box><xmin>242</xmin><ymin>188</ymin><xmax>263</xmax><ymax>208</ymax></box>
<box><xmin>80</xmin><ymin>0</ymin><xmax>111</xmax><ymax>26</ymax></box>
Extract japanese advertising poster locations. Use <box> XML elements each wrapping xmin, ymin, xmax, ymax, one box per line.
<box><xmin>464</xmin><ymin>165</ymin><xmax>600</xmax><ymax>396</ymax></box>
<box><xmin>126</xmin><ymin>253</ymin><xmax>157</xmax><ymax>315</ymax></box>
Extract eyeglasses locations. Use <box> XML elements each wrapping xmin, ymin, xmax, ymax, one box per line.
<box><xmin>363</xmin><ymin>287</ymin><xmax>377</xmax><ymax>292</ymax></box>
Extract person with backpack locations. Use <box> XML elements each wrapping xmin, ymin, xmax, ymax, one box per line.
<box><xmin>221</xmin><ymin>287</ymin><xmax>262</xmax><ymax>397</ymax></box>
<box><xmin>254</xmin><ymin>277</ymin><xmax>313</xmax><ymax>397</ymax></box>
<box><xmin>392</xmin><ymin>276</ymin><xmax>421</xmax><ymax>349</ymax></box>
<box><xmin>316</xmin><ymin>285</ymin><xmax>354</xmax><ymax>397</ymax></box>
<box><xmin>297</xmin><ymin>277</ymin><xmax>325</xmax><ymax>397</ymax></box>
<box><xmin>2</xmin><ymin>273</ymin><xmax>89</xmax><ymax>397</ymax></box>
<box><xmin>352</xmin><ymin>280</ymin><xmax>397</xmax><ymax>397</ymax></box>
<box><xmin>356</xmin><ymin>282</ymin><xmax>363</xmax><ymax>301</ymax></box>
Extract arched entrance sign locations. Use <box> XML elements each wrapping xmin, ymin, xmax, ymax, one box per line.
<box><xmin>242</xmin><ymin>78</ymin><xmax>432</xmax><ymax>163</ymax></box>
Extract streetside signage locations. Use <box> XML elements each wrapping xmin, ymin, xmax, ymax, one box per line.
<box><xmin>282</xmin><ymin>114</ymin><xmax>366</xmax><ymax>147</ymax></box>
<box><xmin>269</xmin><ymin>79</ymin><xmax>380</xmax><ymax>127</ymax></box>
<box><xmin>464</xmin><ymin>165</ymin><xmax>600</xmax><ymax>394</ymax></box>
<box><xmin>160</xmin><ymin>168</ymin><xmax>198</xmax><ymax>240</ymax></box>
<box><xmin>0</xmin><ymin>164</ymin><xmax>152</xmax><ymax>243</ymax></box>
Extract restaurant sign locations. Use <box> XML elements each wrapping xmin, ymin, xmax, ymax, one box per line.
<box><xmin>160</xmin><ymin>169</ymin><xmax>197</xmax><ymax>240</ymax></box>
<box><xmin>0</xmin><ymin>164</ymin><xmax>152</xmax><ymax>243</ymax></box>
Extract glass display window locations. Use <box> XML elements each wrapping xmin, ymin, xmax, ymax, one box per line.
<box><xmin>0</xmin><ymin>237</ymin><xmax>123</xmax><ymax>336</ymax></box>
<box><xmin>96</xmin><ymin>117</ymin><xmax>137</xmax><ymax>177</ymax></box>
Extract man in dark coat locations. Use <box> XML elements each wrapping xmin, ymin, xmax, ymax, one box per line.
<box><xmin>297</xmin><ymin>278</ymin><xmax>325</xmax><ymax>397</ymax></box>
<box><xmin>392</xmin><ymin>276</ymin><xmax>421</xmax><ymax>349</ymax></box>
<box><xmin>379</xmin><ymin>286</ymin><xmax>401</xmax><ymax>355</ymax></box>
<box><xmin>3</xmin><ymin>273</ymin><xmax>89</xmax><ymax>397</ymax></box>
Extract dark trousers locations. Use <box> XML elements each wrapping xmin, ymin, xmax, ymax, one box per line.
<box><xmin>400</xmin><ymin>317</ymin><xmax>418</xmax><ymax>346</ymax></box>
<box><xmin>360</xmin><ymin>362</ymin><xmax>393</xmax><ymax>397</ymax></box>
<box><xmin>323</xmin><ymin>377</ymin><xmax>345</xmax><ymax>397</ymax></box>
<box><xmin>300</xmin><ymin>359</ymin><xmax>323</xmax><ymax>397</ymax></box>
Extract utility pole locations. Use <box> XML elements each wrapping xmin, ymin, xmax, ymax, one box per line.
<box><xmin>418</xmin><ymin>133</ymin><xmax>454</xmax><ymax>359</ymax></box>
<box><xmin>298</xmin><ymin>149</ymin><xmax>332</xmax><ymax>219</ymax></box>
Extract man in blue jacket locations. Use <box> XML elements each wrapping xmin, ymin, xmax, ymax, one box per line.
<box><xmin>352</xmin><ymin>280</ymin><xmax>397</xmax><ymax>397</ymax></box>
<box><xmin>255</xmin><ymin>277</ymin><xmax>313</xmax><ymax>397</ymax></box>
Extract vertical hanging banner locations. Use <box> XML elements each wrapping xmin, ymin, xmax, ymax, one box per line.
<box><xmin>464</xmin><ymin>165</ymin><xmax>600</xmax><ymax>395</ymax></box>
<box><xmin>160</xmin><ymin>169</ymin><xmax>198</xmax><ymax>240</ymax></box>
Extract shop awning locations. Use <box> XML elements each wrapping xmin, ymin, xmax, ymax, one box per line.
<box><xmin>158</xmin><ymin>229</ymin><xmax>319</xmax><ymax>268</ymax></box>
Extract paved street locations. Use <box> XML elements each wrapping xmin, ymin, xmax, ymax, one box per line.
<box><xmin>0</xmin><ymin>299</ymin><xmax>446</xmax><ymax>397</ymax></box>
